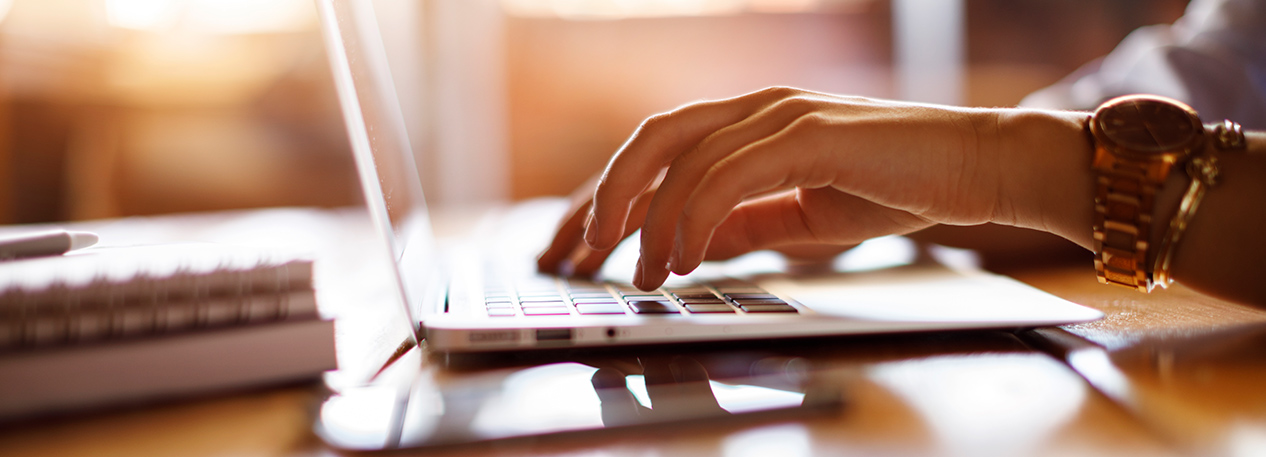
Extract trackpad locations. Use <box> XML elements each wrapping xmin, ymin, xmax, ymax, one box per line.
<box><xmin>761</xmin><ymin>265</ymin><xmax>1102</xmax><ymax>324</ymax></box>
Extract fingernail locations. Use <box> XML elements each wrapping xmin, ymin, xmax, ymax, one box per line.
<box><xmin>632</xmin><ymin>258</ymin><xmax>644</xmax><ymax>288</ymax></box>
<box><xmin>668</xmin><ymin>244</ymin><xmax>682</xmax><ymax>273</ymax></box>
<box><xmin>584</xmin><ymin>213</ymin><xmax>598</xmax><ymax>246</ymax></box>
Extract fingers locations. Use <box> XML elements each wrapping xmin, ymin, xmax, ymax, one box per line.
<box><xmin>538</xmin><ymin>172</ymin><xmax>605</xmax><ymax>274</ymax></box>
<box><xmin>634</xmin><ymin>96</ymin><xmax>827</xmax><ymax>289</ymax></box>
<box><xmin>672</xmin><ymin>142</ymin><xmax>825</xmax><ymax>275</ymax></box>
<box><xmin>568</xmin><ymin>211</ymin><xmax>641</xmax><ymax>277</ymax></box>
<box><xmin>536</xmin><ymin>199</ymin><xmax>592</xmax><ymax>274</ymax></box>
<box><xmin>633</xmin><ymin>111</ymin><xmax>831</xmax><ymax>288</ymax></box>
<box><xmin>567</xmin><ymin>244</ymin><xmax>611</xmax><ymax>278</ymax></box>
<box><xmin>540</xmin><ymin>177</ymin><xmax>659</xmax><ymax>277</ymax></box>
<box><xmin>574</xmin><ymin>91</ymin><xmax>1008</xmax><ymax>291</ymax></box>
<box><xmin>642</xmin><ymin>357</ymin><xmax>724</xmax><ymax>417</ymax></box>
<box><xmin>591</xmin><ymin>367</ymin><xmax>650</xmax><ymax>426</ymax></box>
<box><xmin>585</xmin><ymin>87</ymin><xmax>812</xmax><ymax>251</ymax></box>
<box><xmin>633</xmin><ymin>112</ymin><xmax>934</xmax><ymax>288</ymax></box>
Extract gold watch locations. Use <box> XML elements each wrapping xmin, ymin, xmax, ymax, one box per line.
<box><xmin>1089</xmin><ymin>95</ymin><xmax>1205</xmax><ymax>292</ymax></box>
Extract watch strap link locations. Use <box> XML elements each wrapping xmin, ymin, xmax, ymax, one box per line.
<box><xmin>1093</xmin><ymin>156</ymin><xmax>1164</xmax><ymax>292</ymax></box>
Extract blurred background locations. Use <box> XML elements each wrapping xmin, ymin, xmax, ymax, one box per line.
<box><xmin>0</xmin><ymin>0</ymin><xmax>1188</xmax><ymax>224</ymax></box>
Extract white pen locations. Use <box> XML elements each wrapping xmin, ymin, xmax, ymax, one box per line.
<box><xmin>0</xmin><ymin>229</ymin><xmax>100</xmax><ymax>260</ymax></box>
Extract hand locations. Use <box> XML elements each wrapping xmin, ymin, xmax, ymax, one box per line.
<box><xmin>536</xmin><ymin>171</ymin><xmax>659</xmax><ymax>277</ymax></box>
<box><xmin>572</xmin><ymin>87</ymin><xmax>1093</xmax><ymax>290</ymax></box>
<box><xmin>537</xmin><ymin>172</ymin><xmax>852</xmax><ymax>277</ymax></box>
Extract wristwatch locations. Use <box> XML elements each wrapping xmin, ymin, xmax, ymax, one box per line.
<box><xmin>1089</xmin><ymin>95</ymin><xmax>1205</xmax><ymax>292</ymax></box>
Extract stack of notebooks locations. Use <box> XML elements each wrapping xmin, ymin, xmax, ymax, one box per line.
<box><xmin>0</xmin><ymin>243</ymin><xmax>336</xmax><ymax>419</ymax></box>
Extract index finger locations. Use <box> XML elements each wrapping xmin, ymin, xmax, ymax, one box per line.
<box><xmin>537</xmin><ymin>172</ymin><xmax>603</xmax><ymax>274</ymax></box>
<box><xmin>586</xmin><ymin>86</ymin><xmax>806</xmax><ymax>250</ymax></box>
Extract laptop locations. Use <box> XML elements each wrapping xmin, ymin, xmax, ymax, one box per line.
<box><xmin>315</xmin><ymin>0</ymin><xmax>1102</xmax><ymax>356</ymax></box>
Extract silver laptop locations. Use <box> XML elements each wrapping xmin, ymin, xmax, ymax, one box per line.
<box><xmin>316</xmin><ymin>0</ymin><xmax>1102</xmax><ymax>355</ymax></box>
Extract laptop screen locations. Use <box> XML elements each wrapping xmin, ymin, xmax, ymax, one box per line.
<box><xmin>318</xmin><ymin>0</ymin><xmax>441</xmax><ymax>329</ymax></box>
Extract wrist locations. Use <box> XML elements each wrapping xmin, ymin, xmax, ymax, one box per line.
<box><xmin>991</xmin><ymin>108</ymin><xmax>1095</xmax><ymax>249</ymax></box>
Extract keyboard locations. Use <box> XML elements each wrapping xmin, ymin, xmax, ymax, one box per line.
<box><xmin>482</xmin><ymin>276</ymin><xmax>799</xmax><ymax>317</ymax></box>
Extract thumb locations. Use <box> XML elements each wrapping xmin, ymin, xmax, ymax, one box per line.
<box><xmin>703</xmin><ymin>191</ymin><xmax>820</xmax><ymax>261</ymax></box>
<box><xmin>701</xmin><ymin>188</ymin><xmax>930</xmax><ymax>264</ymax></box>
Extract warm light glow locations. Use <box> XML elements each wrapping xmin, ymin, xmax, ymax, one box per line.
<box><xmin>104</xmin><ymin>0</ymin><xmax>314</xmax><ymax>34</ymax></box>
<box><xmin>500</xmin><ymin>0</ymin><xmax>828</xmax><ymax>19</ymax></box>
<box><xmin>0</xmin><ymin>0</ymin><xmax>15</xmax><ymax>24</ymax></box>
<box><xmin>873</xmin><ymin>354</ymin><xmax>1087</xmax><ymax>456</ymax></box>
<box><xmin>104</xmin><ymin>0</ymin><xmax>179</xmax><ymax>30</ymax></box>
<box><xmin>747</xmin><ymin>0</ymin><xmax>819</xmax><ymax>13</ymax></box>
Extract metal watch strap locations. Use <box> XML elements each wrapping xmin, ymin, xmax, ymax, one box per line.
<box><xmin>1093</xmin><ymin>157</ymin><xmax>1162</xmax><ymax>292</ymax></box>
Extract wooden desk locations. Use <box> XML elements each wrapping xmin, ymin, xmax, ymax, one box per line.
<box><xmin>1</xmin><ymin>208</ymin><xmax>1263</xmax><ymax>457</ymax></box>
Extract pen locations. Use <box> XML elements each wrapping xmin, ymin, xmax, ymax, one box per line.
<box><xmin>0</xmin><ymin>229</ymin><xmax>100</xmax><ymax>260</ymax></box>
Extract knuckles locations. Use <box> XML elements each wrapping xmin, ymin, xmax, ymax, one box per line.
<box><xmin>753</xmin><ymin>85</ymin><xmax>804</xmax><ymax>100</ymax></box>
<box><xmin>637</xmin><ymin>111</ymin><xmax>677</xmax><ymax>137</ymax></box>
<box><xmin>767</xmin><ymin>95</ymin><xmax>821</xmax><ymax>115</ymax></box>
<box><xmin>784</xmin><ymin>111</ymin><xmax>833</xmax><ymax>133</ymax></box>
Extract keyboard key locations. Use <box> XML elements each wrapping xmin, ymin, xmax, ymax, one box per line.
<box><xmin>485</xmin><ymin>301</ymin><xmax>515</xmax><ymax>309</ymax></box>
<box><xmin>660</xmin><ymin>278</ymin><xmax>698</xmax><ymax>288</ymax></box>
<box><xmin>520</xmin><ymin>300</ymin><xmax>568</xmax><ymax>307</ymax></box>
<box><xmin>738</xmin><ymin>304</ymin><xmax>798</xmax><ymax>313</ymax></box>
<box><xmin>679</xmin><ymin>298</ymin><xmax>726</xmax><ymax>305</ymax></box>
<box><xmin>673</xmin><ymin>293</ymin><xmax>724</xmax><ymax>301</ymax></box>
<box><xmin>487</xmin><ymin>308</ymin><xmax>518</xmax><ymax>317</ymax></box>
<box><xmin>730</xmin><ymin>299</ymin><xmax>787</xmax><ymax>306</ymax></box>
<box><xmin>622</xmin><ymin>294</ymin><xmax>668</xmax><ymax>300</ymax></box>
<box><xmin>627</xmin><ymin>300</ymin><xmax>680</xmax><ymax>314</ymax></box>
<box><xmin>523</xmin><ymin>307</ymin><xmax>571</xmax><ymax>316</ymax></box>
<box><xmin>663</xmin><ymin>288</ymin><xmax>714</xmax><ymax>294</ymax></box>
<box><xmin>576</xmin><ymin>304</ymin><xmax>627</xmax><ymax>315</ymax></box>
<box><xmin>684</xmin><ymin>304</ymin><xmax>735</xmax><ymax>313</ymax></box>
<box><xmin>719</xmin><ymin>293</ymin><xmax>774</xmax><ymax>301</ymax></box>
<box><xmin>572</xmin><ymin>297</ymin><xmax>620</xmax><ymax>304</ymax></box>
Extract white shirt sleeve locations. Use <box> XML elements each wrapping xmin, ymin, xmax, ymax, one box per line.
<box><xmin>1021</xmin><ymin>0</ymin><xmax>1266</xmax><ymax>129</ymax></box>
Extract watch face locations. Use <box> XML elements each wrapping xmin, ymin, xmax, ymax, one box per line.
<box><xmin>1095</xmin><ymin>96</ymin><xmax>1202</xmax><ymax>157</ymax></box>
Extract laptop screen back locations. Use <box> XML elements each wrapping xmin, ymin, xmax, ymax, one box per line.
<box><xmin>318</xmin><ymin>0</ymin><xmax>440</xmax><ymax>329</ymax></box>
